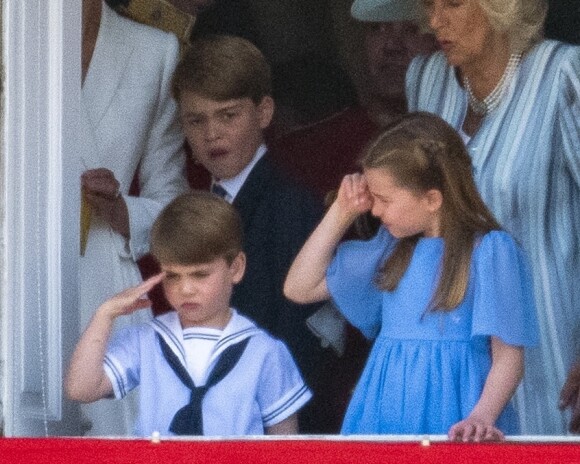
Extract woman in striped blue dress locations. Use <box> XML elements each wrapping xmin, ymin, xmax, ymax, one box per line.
<box><xmin>387</xmin><ymin>0</ymin><xmax>580</xmax><ymax>434</ymax></box>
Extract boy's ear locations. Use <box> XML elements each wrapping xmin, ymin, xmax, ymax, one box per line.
<box><xmin>257</xmin><ymin>96</ymin><xmax>275</xmax><ymax>130</ymax></box>
<box><xmin>230</xmin><ymin>252</ymin><xmax>246</xmax><ymax>284</ymax></box>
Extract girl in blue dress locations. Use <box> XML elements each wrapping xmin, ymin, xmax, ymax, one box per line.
<box><xmin>284</xmin><ymin>112</ymin><xmax>538</xmax><ymax>441</ymax></box>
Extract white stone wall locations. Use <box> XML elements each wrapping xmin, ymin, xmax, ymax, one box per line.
<box><xmin>0</xmin><ymin>0</ymin><xmax>5</xmax><ymax>437</ymax></box>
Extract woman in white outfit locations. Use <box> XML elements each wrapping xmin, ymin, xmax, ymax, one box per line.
<box><xmin>79</xmin><ymin>0</ymin><xmax>188</xmax><ymax>435</ymax></box>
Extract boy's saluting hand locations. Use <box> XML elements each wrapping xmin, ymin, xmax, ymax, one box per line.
<box><xmin>98</xmin><ymin>273</ymin><xmax>165</xmax><ymax>321</ymax></box>
<box><xmin>66</xmin><ymin>273</ymin><xmax>164</xmax><ymax>403</ymax></box>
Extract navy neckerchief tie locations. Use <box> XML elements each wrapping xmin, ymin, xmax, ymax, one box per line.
<box><xmin>156</xmin><ymin>333</ymin><xmax>250</xmax><ymax>435</ymax></box>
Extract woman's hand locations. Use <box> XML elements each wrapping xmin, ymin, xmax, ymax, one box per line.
<box><xmin>559</xmin><ymin>360</ymin><xmax>580</xmax><ymax>433</ymax></box>
<box><xmin>448</xmin><ymin>415</ymin><xmax>505</xmax><ymax>442</ymax></box>
<box><xmin>82</xmin><ymin>168</ymin><xmax>130</xmax><ymax>237</ymax></box>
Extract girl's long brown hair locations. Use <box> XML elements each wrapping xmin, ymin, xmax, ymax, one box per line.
<box><xmin>361</xmin><ymin>112</ymin><xmax>501</xmax><ymax>311</ymax></box>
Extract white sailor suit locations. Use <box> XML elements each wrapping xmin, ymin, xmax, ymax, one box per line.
<box><xmin>103</xmin><ymin>310</ymin><xmax>312</xmax><ymax>436</ymax></box>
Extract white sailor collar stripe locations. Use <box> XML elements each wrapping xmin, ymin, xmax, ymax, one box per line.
<box><xmin>149</xmin><ymin>309</ymin><xmax>261</xmax><ymax>372</ymax></box>
<box><xmin>150</xmin><ymin>312</ymin><xmax>187</xmax><ymax>366</ymax></box>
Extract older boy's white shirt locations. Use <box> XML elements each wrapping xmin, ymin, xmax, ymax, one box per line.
<box><xmin>212</xmin><ymin>144</ymin><xmax>267</xmax><ymax>203</ymax></box>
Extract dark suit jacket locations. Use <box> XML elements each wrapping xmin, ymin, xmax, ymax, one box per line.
<box><xmin>231</xmin><ymin>154</ymin><xmax>326</xmax><ymax>383</ymax></box>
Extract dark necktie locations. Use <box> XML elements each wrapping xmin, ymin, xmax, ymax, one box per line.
<box><xmin>211</xmin><ymin>183</ymin><xmax>228</xmax><ymax>199</ymax></box>
<box><xmin>156</xmin><ymin>333</ymin><xmax>250</xmax><ymax>435</ymax></box>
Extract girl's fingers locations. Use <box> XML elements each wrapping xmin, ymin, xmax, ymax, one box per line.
<box><xmin>449</xmin><ymin>421</ymin><xmax>504</xmax><ymax>443</ymax></box>
<box><xmin>349</xmin><ymin>174</ymin><xmax>371</xmax><ymax>208</ymax></box>
<box><xmin>338</xmin><ymin>174</ymin><xmax>370</xmax><ymax>211</ymax></box>
<box><xmin>492</xmin><ymin>428</ymin><xmax>504</xmax><ymax>441</ymax></box>
<box><xmin>344</xmin><ymin>175</ymin><xmax>355</xmax><ymax>199</ymax></box>
<box><xmin>481</xmin><ymin>426</ymin><xmax>504</xmax><ymax>442</ymax></box>
<box><xmin>476</xmin><ymin>427</ymin><xmax>488</xmax><ymax>442</ymax></box>
<box><xmin>355</xmin><ymin>173</ymin><xmax>367</xmax><ymax>191</ymax></box>
<box><xmin>448</xmin><ymin>423</ymin><xmax>468</xmax><ymax>442</ymax></box>
<box><xmin>448</xmin><ymin>425</ymin><xmax>460</xmax><ymax>441</ymax></box>
<box><xmin>470</xmin><ymin>424</ymin><xmax>504</xmax><ymax>442</ymax></box>
<box><xmin>345</xmin><ymin>174</ymin><xmax>361</xmax><ymax>195</ymax></box>
<box><xmin>463</xmin><ymin>423</ymin><xmax>476</xmax><ymax>442</ymax></box>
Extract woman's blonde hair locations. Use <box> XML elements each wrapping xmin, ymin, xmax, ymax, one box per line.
<box><xmin>361</xmin><ymin>112</ymin><xmax>501</xmax><ymax>311</ymax></box>
<box><xmin>419</xmin><ymin>0</ymin><xmax>547</xmax><ymax>53</ymax></box>
<box><xmin>478</xmin><ymin>0</ymin><xmax>547</xmax><ymax>52</ymax></box>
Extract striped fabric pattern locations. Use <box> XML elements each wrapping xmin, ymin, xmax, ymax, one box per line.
<box><xmin>262</xmin><ymin>384</ymin><xmax>312</xmax><ymax>427</ymax></box>
<box><xmin>406</xmin><ymin>41</ymin><xmax>580</xmax><ymax>435</ymax></box>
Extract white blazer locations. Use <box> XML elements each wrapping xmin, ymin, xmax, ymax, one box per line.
<box><xmin>78</xmin><ymin>2</ymin><xmax>188</xmax><ymax>436</ymax></box>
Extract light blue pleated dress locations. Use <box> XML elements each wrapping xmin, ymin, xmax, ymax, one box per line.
<box><xmin>406</xmin><ymin>41</ymin><xmax>580</xmax><ymax>434</ymax></box>
<box><xmin>326</xmin><ymin>227</ymin><xmax>538</xmax><ymax>435</ymax></box>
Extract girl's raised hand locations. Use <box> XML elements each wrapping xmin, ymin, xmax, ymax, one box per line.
<box><xmin>448</xmin><ymin>416</ymin><xmax>505</xmax><ymax>442</ymax></box>
<box><xmin>97</xmin><ymin>273</ymin><xmax>165</xmax><ymax>320</ymax></box>
<box><xmin>335</xmin><ymin>173</ymin><xmax>373</xmax><ymax>221</ymax></box>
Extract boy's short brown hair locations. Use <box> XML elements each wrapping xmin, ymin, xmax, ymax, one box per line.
<box><xmin>171</xmin><ymin>34</ymin><xmax>272</xmax><ymax>104</ymax></box>
<box><xmin>150</xmin><ymin>191</ymin><xmax>243</xmax><ymax>265</ymax></box>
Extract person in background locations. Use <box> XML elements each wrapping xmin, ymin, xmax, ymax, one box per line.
<box><xmin>544</xmin><ymin>0</ymin><xmax>580</xmax><ymax>44</ymax></box>
<box><xmin>104</xmin><ymin>0</ymin><xmax>225</xmax><ymax>317</ymax></box>
<box><xmin>66</xmin><ymin>192</ymin><xmax>311</xmax><ymax>437</ymax></box>
<box><xmin>375</xmin><ymin>0</ymin><xmax>580</xmax><ymax>434</ymax></box>
<box><xmin>284</xmin><ymin>112</ymin><xmax>538</xmax><ymax>439</ymax></box>
<box><xmin>269</xmin><ymin>0</ymin><xmax>437</xmax><ymax>200</ymax></box>
<box><xmin>106</xmin><ymin>0</ymin><xmax>215</xmax><ymax>48</ymax></box>
<box><xmin>107</xmin><ymin>0</ymin><xmax>259</xmax><ymax>52</ymax></box>
<box><xmin>171</xmin><ymin>35</ymin><xmax>330</xmax><ymax>433</ymax></box>
<box><xmin>79</xmin><ymin>0</ymin><xmax>188</xmax><ymax>435</ymax></box>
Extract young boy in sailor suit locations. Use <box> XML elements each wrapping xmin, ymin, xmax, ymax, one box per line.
<box><xmin>65</xmin><ymin>192</ymin><xmax>311</xmax><ymax>436</ymax></box>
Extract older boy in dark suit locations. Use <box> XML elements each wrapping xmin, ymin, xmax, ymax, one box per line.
<box><xmin>171</xmin><ymin>35</ymin><xmax>335</xmax><ymax>432</ymax></box>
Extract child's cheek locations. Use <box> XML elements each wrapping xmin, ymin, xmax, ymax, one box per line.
<box><xmin>162</xmin><ymin>281</ymin><xmax>175</xmax><ymax>299</ymax></box>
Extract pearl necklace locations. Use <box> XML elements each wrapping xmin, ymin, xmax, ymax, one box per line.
<box><xmin>463</xmin><ymin>53</ymin><xmax>522</xmax><ymax>116</ymax></box>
